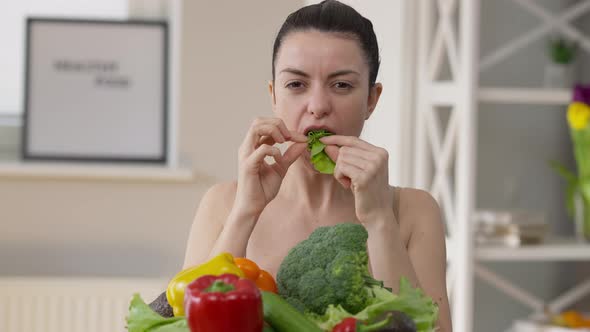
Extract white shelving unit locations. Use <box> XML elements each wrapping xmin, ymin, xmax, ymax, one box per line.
<box><xmin>476</xmin><ymin>237</ymin><xmax>590</xmax><ymax>262</ymax></box>
<box><xmin>478</xmin><ymin>87</ymin><xmax>572</xmax><ymax>105</ymax></box>
<box><xmin>475</xmin><ymin>239</ymin><xmax>590</xmax><ymax>324</ymax></box>
<box><xmin>413</xmin><ymin>0</ymin><xmax>590</xmax><ymax>331</ymax></box>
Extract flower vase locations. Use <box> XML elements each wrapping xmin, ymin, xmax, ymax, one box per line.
<box><xmin>574</xmin><ymin>192</ymin><xmax>590</xmax><ymax>242</ymax></box>
<box><xmin>543</xmin><ymin>62</ymin><xmax>576</xmax><ymax>89</ymax></box>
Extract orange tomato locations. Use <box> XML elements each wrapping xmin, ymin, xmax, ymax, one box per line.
<box><xmin>235</xmin><ymin>257</ymin><xmax>278</xmax><ymax>294</ymax></box>
<box><xmin>256</xmin><ymin>269</ymin><xmax>278</xmax><ymax>294</ymax></box>
<box><xmin>234</xmin><ymin>257</ymin><xmax>261</xmax><ymax>282</ymax></box>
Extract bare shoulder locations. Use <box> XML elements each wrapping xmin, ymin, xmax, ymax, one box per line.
<box><xmin>398</xmin><ymin>188</ymin><xmax>441</xmax><ymax>215</ymax></box>
<box><xmin>182</xmin><ymin>181</ymin><xmax>237</xmax><ymax>268</ymax></box>
<box><xmin>395</xmin><ymin>188</ymin><xmax>451</xmax><ymax>331</ymax></box>
<box><xmin>397</xmin><ymin>187</ymin><xmax>445</xmax><ymax>237</ymax></box>
<box><xmin>200</xmin><ymin>181</ymin><xmax>238</xmax><ymax>215</ymax></box>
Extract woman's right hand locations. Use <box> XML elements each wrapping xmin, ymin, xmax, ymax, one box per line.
<box><xmin>234</xmin><ymin>117</ymin><xmax>307</xmax><ymax>217</ymax></box>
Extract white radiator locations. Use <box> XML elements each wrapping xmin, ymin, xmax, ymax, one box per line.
<box><xmin>0</xmin><ymin>277</ymin><xmax>167</xmax><ymax>332</ymax></box>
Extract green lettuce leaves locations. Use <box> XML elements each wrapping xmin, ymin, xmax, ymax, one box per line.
<box><xmin>307</xmin><ymin>130</ymin><xmax>336</xmax><ymax>174</ymax></box>
<box><xmin>307</xmin><ymin>277</ymin><xmax>439</xmax><ymax>332</ymax></box>
<box><xmin>126</xmin><ymin>294</ymin><xmax>189</xmax><ymax>332</ymax></box>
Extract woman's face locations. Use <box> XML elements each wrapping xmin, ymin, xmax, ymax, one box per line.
<box><xmin>270</xmin><ymin>30</ymin><xmax>382</xmax><ymax>138</ymax></box>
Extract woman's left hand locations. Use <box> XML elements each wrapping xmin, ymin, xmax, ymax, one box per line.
<box><xmin>320</xmin><ymin>135</ymin><xmax>394</xmax><ymax>224</ymax></box>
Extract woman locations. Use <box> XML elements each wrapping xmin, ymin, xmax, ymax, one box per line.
<box><xmin>183</xmin><ymin>1</ymin><xmax>452</xmax><ymax>330</ymax></box>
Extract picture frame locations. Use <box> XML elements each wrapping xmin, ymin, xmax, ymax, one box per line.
<box><xmin>22</xmin><ymin>18</ymin><xmax>168</xmax><ymax>163</ymax></box>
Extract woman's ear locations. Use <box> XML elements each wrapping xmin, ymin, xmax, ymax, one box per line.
<box><xmin>365</xmin><ymin>83</ymin><xmax>383</xmax><ymax>120</ymax></box>
<box><xmin>268</xmin><ymin>80</ymin><xmax>277</xmax><ymax>113</ymax></box>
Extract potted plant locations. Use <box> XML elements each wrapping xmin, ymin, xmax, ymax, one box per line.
<box><xmin>543</xmin><ymin>37</ymin><xmax>578</xmax><ymax>88</ymax></box>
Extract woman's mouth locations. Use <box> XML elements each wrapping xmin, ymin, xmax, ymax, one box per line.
<box><xmin>303</xmin><ymin>126</ymin><xmax>336</xmax><ymax>136</ymax></box>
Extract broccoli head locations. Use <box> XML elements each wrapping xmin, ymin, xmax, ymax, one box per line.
<box><xmin>276</xmin><ymin>223</ymin><xmax>385</xmax><ymax>315</ymax></box>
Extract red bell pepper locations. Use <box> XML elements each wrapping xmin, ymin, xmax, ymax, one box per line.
<box><xmin>184</xmin><ymin>273</ymin><xmax>264</xmax><ymax>332</ymax></box>
<box><xmin>332</xmin><ymin>316</ymin><xmax>392</xmax><ymax>332</ymax></box>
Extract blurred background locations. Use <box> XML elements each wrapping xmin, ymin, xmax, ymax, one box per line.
<box><xmin>0</xmin><ymin>0</ymin><xmax>589</xmax><ymax>331</ymax></box>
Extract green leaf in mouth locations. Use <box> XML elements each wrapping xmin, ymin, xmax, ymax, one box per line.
<box><xmin>307</xmin><ymin>129</ymin><xmax>336</xmax><ymax>174</ymax></box>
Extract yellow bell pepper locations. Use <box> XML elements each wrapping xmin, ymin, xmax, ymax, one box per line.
<box><xmin>166</xmin><ymin>252</ymin><xmax>245</xmax><ymax>316</ymax></box>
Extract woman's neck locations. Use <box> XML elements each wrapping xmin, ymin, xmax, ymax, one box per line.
<box><xmin>278</xmin><ymin>157</ymin><xmax>353</xmax><ymax>211</ymax></box>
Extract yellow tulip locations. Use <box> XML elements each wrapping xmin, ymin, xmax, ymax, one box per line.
<box><xmin>567</xmin><ymin>102</ymin><xmax>590</xmax><ymax>130</ymax></box>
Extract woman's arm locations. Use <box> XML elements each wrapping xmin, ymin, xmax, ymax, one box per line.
<box><xmin>319</xmin><ymin>135</ymin><xmax>451</xmax><ymax>330</ymax></box>
<box><xmin>208</xmin><ymin>204</ymin><xmax>261</xmax><ymax>259</ymax></box>
<box><xmin>366</xmin><ymin>188</ymin><xmax>452</xmax><ymax>332</ymax></box>
<box><xmin>184</xmin><ymin>118</ymin><xmax>306</xmax><ymax>269</ymax></box>
<box><xmin>182</xmin><ymin>181</ymin><xmax>271</xmax><ymax>267</ymax></box>
<box><xmin>182</xmin><ymin>182</ymin><xmax>237</xmax><ymax>269</ymax></box>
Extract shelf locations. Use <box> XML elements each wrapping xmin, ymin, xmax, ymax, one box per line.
<box><xmin>476</xmin><ymin>237</ymin><xmax>590</xmax><ymax>262</ymax></box>
<box><xmin>0</xmin><ymin>161</ymin><xmax>210</xmax><ymax>183</ymax></box>
<box><xmin>478</xmin><ymin>87</ymin><xmax>572</xmax><ymax>105</ymax></box>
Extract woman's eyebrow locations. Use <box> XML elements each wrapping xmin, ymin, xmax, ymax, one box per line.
<box><xmin>327</xmin><ymin>69</ymin><xmax>360</xmax><ymax>78</ymax></box>
<box><xmin>280</xmin><ymin>68</ymin><xmax>310</xmax><ymax>77</ymax></box>
<box><xmin>279</xmin><ymin>68</ymin><xmax>360</xmax><ymax>78</ymax></box>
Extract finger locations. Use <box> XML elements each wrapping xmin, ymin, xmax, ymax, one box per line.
<box><xmin>334</xmin><ymin>160</ymin><xmax>363</xmax><ymax>189</ymax></box>
<box><xmin>333</xmin><ymin>160</ymin><xmax>351</xmax><ymax>189</ymax></box>
<box><xmin>319</xmin><ymin>135</ymin><xmax>376</xmax><ymax>151</ymax></box>
<box><xmin>270</xmin><ymin>155</ymin><xmax>287</xmax><ymax>177</ymax></box>
<box><xmin>289</xmin><ymin>131</ymin><xmax>308</xmax><ymax>143</ymax></box>
<box><xmin>256</xmin><ymin>135</ymin><xmax>277</xmax><ymax>148</ymax></box>
<box><xmin>257</xmin><ymin>131</ymin><xmax>306</xmax><ymax>150</ymax></box>
<box><xmin>243</xmin><ymin>123</ymin><xmax>286</xmax><ymax>156</ymax></box>
<box><xmin>325</xmin><ymin>145</ymin><xmax>374</xmax><ymax>164</ymax></box>
<box><xmin>337</xmin><ymin>150</ymin><xmax>371</xmax><ymax>171</ymax></box>
<box><xmin>269</xmin><ymin>143</ymin><xmax>306</xmax><ymax>178</ymax></box>
<box><xmin>246</xmin><ymin>144</ymin><xmax>281</xmax><ymax>170</ymax></box>
<box><xmin>259</xmin><ymin>124</ymin><xmax>287</xmax><ymax>144</ymax></box>
<box><xmin>324</xmin><ymin>145</ymin><xmax>340</xmax><ymax>162</ymax></box>
<box><xmin>272</xmin><ymin>118</ymin><xmax>292</xmax><ymax>141</ymax></box>
<box><xmin>338</xmin><ymin>146</ymin><xmax>381</xmax><ymax>164</ymax></box>
<box><xmin>281</xmin><ymin>142</ymin><xmax>307</xmax><ymax>168</ymax></box>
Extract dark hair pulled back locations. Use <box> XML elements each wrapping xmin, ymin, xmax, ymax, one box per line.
<box><xmin>272</xmin><ymin>0</ymin><xmax>380</xmax><ymax>87</ymax></box>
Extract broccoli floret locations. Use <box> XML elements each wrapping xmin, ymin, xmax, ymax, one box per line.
<box><xmin>276</xmin><ymin>223</ymin><xmax>385</xmax><ymax>315</ymax></box>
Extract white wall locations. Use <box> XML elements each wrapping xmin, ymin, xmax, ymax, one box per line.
<box><xmin>178</xmin><ymin>1</ymin><xmax>303</xmax><ymax>181</ymax></box>
<box><xmin>0</xmin><ymin>1</ymin><xmax>303</xmax><ymax>279</ymax></box>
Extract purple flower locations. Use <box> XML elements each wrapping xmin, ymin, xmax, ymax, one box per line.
<box><xmin>573</xmin><ymin>84</ymin><xmax>590</xmax><ymax>104</ymax></box>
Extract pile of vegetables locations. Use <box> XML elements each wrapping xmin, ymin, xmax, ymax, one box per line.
<box><xmin>126</xmin><ymin>223</ymin><xmax>439</xmax><ymax>332</ymax></box>
<box><xmin>277</xmin><ymin>223</ymin><xmax>438</xmax><ymax>332</ymax></box>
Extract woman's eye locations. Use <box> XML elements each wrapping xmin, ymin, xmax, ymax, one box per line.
<box><xmin>334</xmin><ymin>82</ymin><xmax>353</xmax><ymax>90</ymax></box>
<box><xmin>286</xmin><ymin>81</ymin><xmax>304</xmax><ymax>89</ymax></box>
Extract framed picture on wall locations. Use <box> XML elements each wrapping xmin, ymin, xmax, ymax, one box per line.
<box><xmin>22</xmin><ymin>18</ymin><xmax>168</xmax><ymax>163</ymax></box>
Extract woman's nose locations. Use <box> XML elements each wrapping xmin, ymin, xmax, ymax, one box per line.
<box><xmin>307</xmin><ymin>87</ymin><xmax>332</xmax><ymax>118</ymax></box>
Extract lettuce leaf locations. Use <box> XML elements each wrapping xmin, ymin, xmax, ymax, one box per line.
<box><xmin>307</xmin><ymin>277</ymin><xmax>439</xmax><ymax>332</ymax></box>
<box><xmin>126</xmin><ymin>294</ymin><xmax>189</xmax><ymax>332</ymax></box>
<box><xmin>307</xmin><ymin>130</ymin><xmax>335</xmax><ymax>174</ymax></box>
